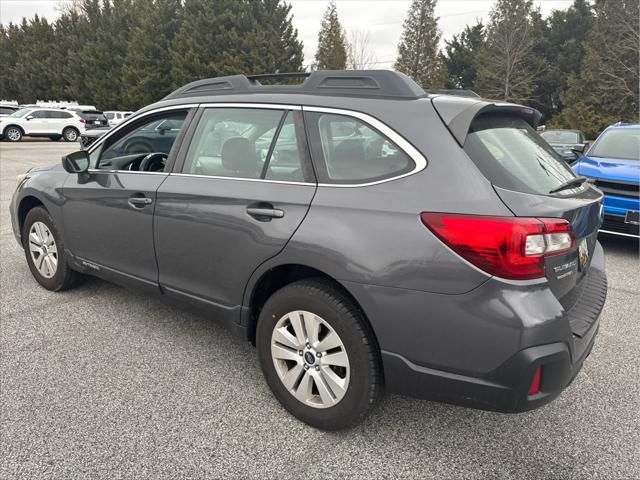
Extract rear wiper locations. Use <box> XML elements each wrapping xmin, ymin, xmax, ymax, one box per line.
<box><xmin>549</xmin><ymin>176</ymin><xmax>588</xmax><ymax>194</ymax></box>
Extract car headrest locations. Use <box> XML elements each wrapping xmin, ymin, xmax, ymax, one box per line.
<box><xmin>332</xmin><ymin>138</ymin><xmax>366</xmax><ymax>168</ymax></box>
<box><xmin>221</xmin><ymin>137</ymin><xmax>258</xmax><ymax>175</ymax></box>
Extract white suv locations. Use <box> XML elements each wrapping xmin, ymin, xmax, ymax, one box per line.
<box><xmin>104</xmin><ymin>110</ymin><xmax>133</xmax><ymax>127</ymax></box>
<box><xmin>0</xmin><ymin>108</ymin><xmax>86</xmax><ymax>142</ymax></box>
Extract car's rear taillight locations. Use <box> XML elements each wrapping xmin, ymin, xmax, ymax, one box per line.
<box><xmin>420</xmin><ymin>213</ymin><xmax>574</xmax><ymax>280</ymax></box>
<box><xmin>79</xmin><ymin>118</ymin><xmax>86</xmax><ymax>123</ymax></box>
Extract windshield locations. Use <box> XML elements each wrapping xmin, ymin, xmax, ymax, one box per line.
<box><xmin>464</xmin><ymin>114</ymin><xmax>581</xmax><ymax>196</ymax></box>
<box><xmin>541</xmin><ymin>130</ymin><xmax>579</xmax><ymax>144</ymax></box>
<box><xmin>8</xmin><ymin>108</ymin><xmax>31</xmax><ymax>118</ymax></box>
<box><xmin>589</xmin><ymin>128</ymin><xmax>639</xmax><ymax>161</ymax></box>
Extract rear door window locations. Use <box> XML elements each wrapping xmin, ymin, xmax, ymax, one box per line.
<box><xmin>305</xmin><ymin>112</ymin><xmax>415</xmax><ymax>184</ymax></box>
<box><xmin>464</xmin><ymin>114</ymin><xmax>582</xmax><ymax>196</ymax></box>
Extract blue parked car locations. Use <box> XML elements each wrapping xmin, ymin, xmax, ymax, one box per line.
<box><xmin>573</xmin><ymin>123</ymin><xmax>640</xmax><ymax>238</ymax></box>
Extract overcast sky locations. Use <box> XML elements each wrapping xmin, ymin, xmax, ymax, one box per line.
<box><xmin>1</xmin><ymin>0</ymin><xmax>574</xmax><ymax>67</ymax></box>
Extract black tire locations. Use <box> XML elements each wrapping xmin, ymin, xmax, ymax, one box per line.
<box><xmin>256</xmin><ymin>278</ymin><xmax>382</xmax><ymax>430</ymax></box>
<box><xmin>22</xmin><ymin>207</ymin><xmax>81</xmax><ymax>291</ymax></box>
<box><xmin>4</xmin><ymin>126</ymin><xmax>23</xmax><ymax>142</ymax></box>
<box><xmin>62</xmin><ymin>127</ymin><xmax>79</xmax><ymax>142</ymax></box>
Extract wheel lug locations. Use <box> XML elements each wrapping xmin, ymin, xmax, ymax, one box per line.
<box><xmin>298</xmin><ymin>350</ymin><xmax>303</xmax><ymax>356</ymax></box>
<box><xmin>304</xmin><ymin>364</ymin><xmax>309</xmax><ymax>370</ymax></box>
<box><xmin>306</xmin><ymin>342</ymin><xmax>310</xmax><ymax>348</ymax></box>
<box><xmin>316</xmin><ymin>352</ymin><xmax>322</xmax><ymax>357</ymax></box>
<box><xmin>315</xmin><ymin>365</ymin><xmax>320</xmax><ymax>371</ymax></box>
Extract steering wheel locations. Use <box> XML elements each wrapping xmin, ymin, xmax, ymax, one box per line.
<box><xmin>139</xmin><ymin>152</ymin><xmax>167</xmax><ymax>172</ymax></box>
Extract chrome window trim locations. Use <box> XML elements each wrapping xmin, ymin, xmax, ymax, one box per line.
<box><xmin>87</xmin><ymin>169</ymin><xmax>169</xmax><ymax>176</ymax></box>
<box><xmin>169</xmin><ymin>172</ymin><xmax>313</xmax><ymax>186</ymax></box>
<box><xmin>302</xmin><ymin>106</ymin><xmax>427</xmax><ymax>187</ymax></box>
<box><xmin>198</xmin><ymin>103</ymin><xmax>302</xmax><ymax>111</ymax></box>
<box><xmin>87</xmin><ymin>102</ymin><xmax>428</xmax><ymax>187</ymax></box>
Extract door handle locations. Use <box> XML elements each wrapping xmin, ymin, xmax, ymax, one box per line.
<box><xmin>246</xmin><ymin>206</ymin><xmax>285</xmax><ymax>220</ymax></box>
<box><xmin>128</xmin><ymin>196</ymin><xmax>153</xmax><ymax>208</ymax></box>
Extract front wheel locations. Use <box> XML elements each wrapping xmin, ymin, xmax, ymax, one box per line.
<box><xmin>62</xmin><ymin>127</ymin><xmax>79</xmax><ymax>142</ymax></box>
<box><xmin>4</xmin><ymin>126</ymin><xmax>22</xmax><ymax>142</ymax></box>
<box><xmin>23</xmin><ymin>207</ymin><xmax>81</xmax><ymax>291</ymax></box>
<box><xmin>256</xmin><ymin>279</ymin><xmax>382</xmax><ymax>430</ymax></box>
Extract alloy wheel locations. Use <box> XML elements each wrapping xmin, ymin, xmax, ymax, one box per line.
<box><xmin>28</xmin><ymin>221</ymin><xmax>58</xmax><ymax>279</ymax></box>
<box><xmin>271</xmin><ymin>310</ymin><xmax>350</xmax><ymax>409</ymax></box>
<box><xmin>6</xmin><ymin>128</ymin><xmax>21</xmax><ymax>141</ymax></box>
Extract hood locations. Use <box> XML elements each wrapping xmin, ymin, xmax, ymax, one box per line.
<box><xmin>574</xmin><ymin>155</ymin><xmax>640</xmax><ymax>182</ymax></box>
<box><xmin>28</xmin><ymin>164</ymin><xmax>60</xmax><ymax>173</ymax></box>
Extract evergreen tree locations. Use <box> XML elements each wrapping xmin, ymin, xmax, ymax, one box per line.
<box><xmin>314</xmin><ymin>1</ymin><xmax>347</xmax><ymax>70</ymax></box>
<box><xmin>10</xmin><ymin>16</ymin><xmax>60</xmax><ymax>103</ymax></box>
<box><xmin>442</xmin><ymin>21</ymin><xmax>485</xmax><ymax>90</ymax></box>
<box><xmin>169</xmin><ymin>0</ymin><xmax>304</xmax><ymax>88</ymax></box>
<box><xmin>550</xmin><ymin>0</ymin><xmax>639</xmax><ymax>137</ymax></box>
<box><xmin>395</xmin><ymin>0</ymin><xmax>446</xmax><ymax>89</ymax></box>
<box><xmin>474</xmin><ymin>0</ymin><xmax>544</xmax><ymax>103</ymax></box>
<box><xmin>0</xmin><ymin>23</ymin><xmax>21</xmax><ymax>101</ymax></box>
<box><xmin>122</xmin><ymin>0</ymin><xmax>182</xmax><ymax>108</ymax></box>
<box><xmin>530</xmin><ymin>0</ymin><xmax>594</xmax><ymax>119</ymax></box>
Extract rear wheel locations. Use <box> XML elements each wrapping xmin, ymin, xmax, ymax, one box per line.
<box><xmin>62</xmin><ymin>127</ymin><xmax>79</xmax><ymax>142</ymax></box>
<box><xmin>4</xmin><ymin>126</ymin><xmax>22</xmax><ymax>142</ymax></box>
<box><xmin>256</xmin><ymin>279</ymin><xmax>382</xmax><ymax>430</ymax></box>
<box><xmin>22</xmin><ymin>207</ymin><xmax>81</xmax><ymax>291</ymax></box>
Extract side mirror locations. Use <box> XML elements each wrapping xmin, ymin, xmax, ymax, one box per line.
<box><xmin>62</xmin><ymin>150</ymin><xmax>90</xmax><ymax>174</ymax></box>
<box><xmin>26</xmin><ymin>115</ymin><xmax>33</xmax><ymax>121</ymax></box>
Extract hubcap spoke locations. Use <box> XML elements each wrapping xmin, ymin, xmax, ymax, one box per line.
<box><xmin>315</xmin><ymin>331</ymin><xmax>342</xmax><ymax>352</ymax></box>
<box><xmin>272</xmin><ymin>326</ymin><xmax>300</xmax><ymax>350</ymax></box>
<box><xmin>320</xmin><ymin>366</ymin><xmax>347</xmax><ymax>396</ymax></box>
<box><xmin>302</xmin><ymin>312</ymin><xmax>321</xmax><ymax>347</ymax></box>
<box><xmin>271</xmin><ymin>343</ymin><xmax>301</xmax><ymax>363</ymax></box>
<box><xmin>322</xmin><ymin>350</ymin><xmax>349</xmax><ymax>368</ymax></box>
<box><xmin>294</xmin><ymin>371</ymin><xmax>314</xmax><ymax>403</ymax></box>
<box><xmin>288</xmin><ymin>312</ymin><xmax>307</xmax><ymax>346</ymax></box>
<box><xmin>313</xmin><ymin>372</ymin><xmax>336</xmax><ymax>406</ymax></box>
<box><xmin>281</xmin><ymin>363</ymin><xmax>304</xmax><ymax>391</ymax></box>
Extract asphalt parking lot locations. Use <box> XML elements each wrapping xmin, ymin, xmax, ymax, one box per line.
<box><xmin>1</xmin><ymin>140</ymin><xmax>638</xmax><ymax>479</ymax></box>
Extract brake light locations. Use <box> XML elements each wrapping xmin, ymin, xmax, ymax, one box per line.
<box><xmin>420</xmin><ymin>213</ymin><xmax>574</xmax><ymax>280</ymax></box>
<box><xmin>528</xmin><ymin>366</ymin><xmax>542</xmax><ymax>395</ymax></box>
<box><xmin>79</xmin><ymin>118</ymin><xmax>86</xmax><ymax>123</ymax></box>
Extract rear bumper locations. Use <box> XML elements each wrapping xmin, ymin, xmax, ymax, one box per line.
<box><xmin>377</xmin><ymin>243</ymin><xmax>607</xmax><ymax>413</ymax></box>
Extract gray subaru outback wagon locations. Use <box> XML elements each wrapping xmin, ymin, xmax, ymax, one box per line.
<box><xmin>10</xmin><ymin>71</ymin><xmax>607</xmax><ymax>430</ymax></box>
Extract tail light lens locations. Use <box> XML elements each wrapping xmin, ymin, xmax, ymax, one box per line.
<box><xmin>420</xmin><ymin>213</ymin><xmax>574</xmax><ymax>280</ymax></box>
<box><xmin>79</xmin><ymin>118</ymin><xmax>86</xmax><ymax>123</ymax></box>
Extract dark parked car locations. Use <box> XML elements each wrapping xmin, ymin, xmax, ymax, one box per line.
<box><xmin>79</xmin><ymin>126</ymin><xmax>110</xmax><ymax>149</ymax></box>
<box><xmin>540</xmin><ymin>129</ymin><xmax>588</xmax><ymax>162</ymax></box>
<box><xmin>72</xmin><ymin>109</ymin><xmax>109</xmax><ymax>129</ymax></box>
<box><xmin>10</xmin><ymin>71</ymin><xmax>607</xmax><ymax>430</ymax></box>
<box><xmin>0</xmin><ymin>104</ymin><xmax>20</xmax><ymax>117</ymax></box>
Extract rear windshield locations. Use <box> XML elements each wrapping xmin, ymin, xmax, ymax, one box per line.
<box><xmin>589</xmin><ymin>128</ymin><xmax>639</xmax><ymax>161</ymax></box>
<box><xmin>541</xmin><ymin>130</ymin><xmax>579</xmax><ymax>144</ymax></box>
<box><xmin>464</xmin><ymin>114</ymin><xmax>581</xmax><ymax>196</ymax></box>
<box><xmin>78</xmin><ymin>110</ymin><xmax>106</xmax><ymax>120</ymax></box>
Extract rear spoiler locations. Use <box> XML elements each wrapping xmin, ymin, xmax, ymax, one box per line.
<box><xmin>430</xmin><ymin>95</ymin><xmax>542</xmax><ymax>146</ymax></box>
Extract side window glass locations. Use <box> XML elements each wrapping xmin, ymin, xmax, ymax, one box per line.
<box><xmin>97</xmin><ymin>111</ymin><xmax>187</xmax><ymax>171</ymax></box>
<box><xmin>307</xmin><ymin>112</ymin><xmax>415</xmax><ymax>183</ymax></box>
<box><xmin>31</xmin><ymin>110</ymin><xmax>45</xmax><ymax>119</ymax></box>
<box><xmin>264</xmin><ymin>113</ymin><xmax>304</xmax><ymax>182</ymax></box>
<box><xmin>183</xmin><ymin>108</ymin><xmax>284</xmax><ymax>179</ymax></box>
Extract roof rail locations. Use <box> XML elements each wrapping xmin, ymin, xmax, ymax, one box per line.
<box><xmin>163</xmin><ymin>70</ymin><xmax>426</xmax><ymax>101</ymax></box>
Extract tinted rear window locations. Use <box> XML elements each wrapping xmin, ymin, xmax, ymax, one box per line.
<box><xmin>464</xmin><ymin>114</ymin><xmax>581</xmax><ymax>196</ymax></box>
<box><xmin>78</xmin><ymin>111</ymin><xmax>106</xmax><ymax>120</ymax></box>
<box><xmin>541</xmin><ymin>130</ymin><xmax>579</xmax><ymax>144</ymax></box>
<box><xmin>589</xmin><ymin>128</ymin><xmax>639</xmax><ymax>161</ymax></box>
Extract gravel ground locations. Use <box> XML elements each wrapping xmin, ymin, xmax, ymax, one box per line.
<box><xmin>1</xmin><ymin>140</ymin><xmax>639</xmax><ymax>479</ymax></box>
